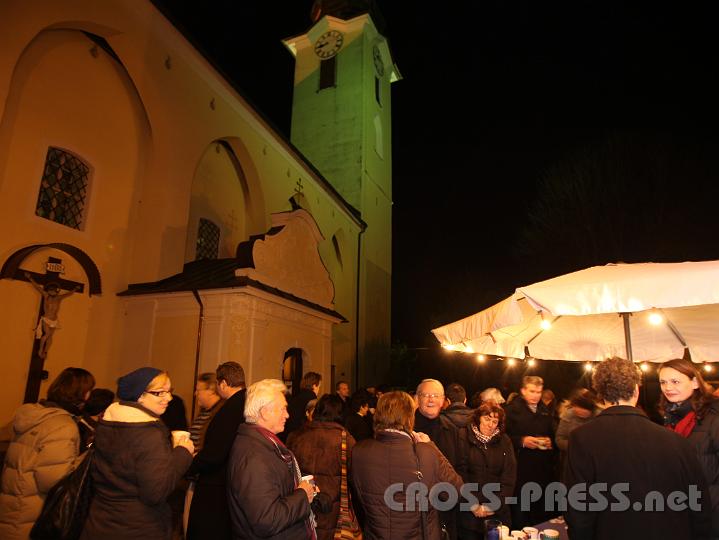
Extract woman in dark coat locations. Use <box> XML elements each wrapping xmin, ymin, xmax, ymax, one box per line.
<box><xmin>81</xmin><ymin>368</ymin><xmax>194</xmax><ymax>540</ymax></box>
<box><xmin>459</xmin><ymin>402</ymin><xmax>516</xmax><ymax>538</ymax></box>
<box><xmin>287</xmin><ymin>394</ymin><xmax>356</xmax><ymax>540</ymax></box>
<box><xmin>658</xmin><ymin>358</ymin><xmax>719</xmax><ymax>538</ymax></box>
<box><xmin>351</xmin><ymin>391</ymin><xmax>464</xmax><ymax>540</ymax></box>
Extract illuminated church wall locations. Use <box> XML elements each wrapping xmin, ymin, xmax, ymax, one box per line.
<box><xmin>0</xmin><ymin>0</ymin><xmax>367</xmax><ymax>424</ymax></box>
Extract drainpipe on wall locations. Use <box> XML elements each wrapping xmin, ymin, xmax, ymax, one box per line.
<box><xmin>354</xmin><ymin>228</ymin><xmax>365</xmax><ymax>390</ymax></box>
<box><xmin>191</xmin><ymin>289</ymin><xmax>204</xmax><ymax>420</ymax></box>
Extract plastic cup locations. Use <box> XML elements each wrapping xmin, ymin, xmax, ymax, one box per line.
<box><xmin>171</xmin><ymin>430</ymin><xmax>190</xmax><ymax>446</ymax></box>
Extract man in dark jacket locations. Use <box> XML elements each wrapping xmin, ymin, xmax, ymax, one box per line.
<box><xmin>228</xmin><ymin>379</ymin><xmax>316</xmax><ymax>539</ymax></box>
<box><xmin>282</xmin><ymin>372</ymin><xmax>321</xmax><ymax>440</ymax></box>
<box><xmin>414</xmin><ymin>378</ymin><xmax>465</xmax><ymax>540</ymax></box>
<box><xmin>345</xmin><ymin>390</ymin><xmax>373</xmax><ymax>441</ymax></box>
<box><xmin>442</xmin><ymin>383</ymin><xmax>475</xmax><ymax>428</ymax></box>
<box><xmin>505</xmin><ymin>375</ymin><xmax>556</xmax><ymax>529</ymax></box>
<box><xmin>565</xmin><ymin>357</ymin><xmax>712</xmax><ymax>540</ymax></box>
<box><xmin>186</xmin><ymin>361</ymin><xmax>247</xmax><ymax>540</ymax></box>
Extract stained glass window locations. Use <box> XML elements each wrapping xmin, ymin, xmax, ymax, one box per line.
<box><xmin>35</xmin><ymin>147</ymin><xmax>89</xmax><ymax>229</ymax></box>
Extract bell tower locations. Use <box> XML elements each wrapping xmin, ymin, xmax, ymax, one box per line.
<box><xmin>283</xmin><ymin>0</ymin><xmax>400</xmax><ymax>384</ymax></box>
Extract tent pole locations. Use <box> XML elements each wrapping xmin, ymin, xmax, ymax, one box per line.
<box><xmin>621</xmin><ymin>313</ymin><xmax>633</xmax><ymax>361</ymax></box>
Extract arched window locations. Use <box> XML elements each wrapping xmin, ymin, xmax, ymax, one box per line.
<box><xmin>35</xmin><ymin>147</ymin><xmax>90</xmax><ymax>229</ymax></box>
<box><xmin>196</xmin><ymin>218</ymin><xmax>220</xmax><ymax>260</ymax></box>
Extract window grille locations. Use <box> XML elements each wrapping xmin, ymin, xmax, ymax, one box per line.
<box><xmin>35</xmin><ymin>147</ymin><xmax>89</xmax><ymax>229</ymax></box>
<box><xmin>196</xmin><ymin>218</ymin><xmax>220</xmax><ymax>260</ymax></box>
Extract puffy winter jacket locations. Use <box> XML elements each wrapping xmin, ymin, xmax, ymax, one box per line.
<box><xmin>80</xmin><ymin>401</ymin><xmax>193</xmax><ymax>540</ymax></box>
<box><xmin>0</xmin><ymin>401</ymin><xmax>80</xmax><ymax>540</ymax></box>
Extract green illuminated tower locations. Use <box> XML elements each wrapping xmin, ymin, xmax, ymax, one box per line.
<box><xmin>283</xmin><ymin>0</ymin><xmax>400</xmax><ymax>385</ymax></box>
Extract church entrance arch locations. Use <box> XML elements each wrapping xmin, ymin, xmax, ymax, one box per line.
<box><xmin>282</xmin><ymin>347</ymin><xmax>304</xmax><ymax>396</ymax></box>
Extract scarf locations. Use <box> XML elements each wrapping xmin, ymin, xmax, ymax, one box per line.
<box><xmin>664</xmin><ymin>401</ymin><xmax>696</xmax><ymax>438</ymax></box>
<box><xmin>471</xmin><ymin>423</ymin><xmax>499</xmax><ymax>445</ymax></box>
<box><xmin>252</xmin><ymin>425</ymin><xmax>317</xmax><ymax>539</ymax></box>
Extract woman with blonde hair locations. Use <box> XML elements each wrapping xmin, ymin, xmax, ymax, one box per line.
<box><xmin>81</xmin><ymin>367</ymin><xmax>194</xmax><ymax>540</ymax></box>
<box><xmin>351</xmin><ymin>391</ymin><xmax>464</xmax><ymax>539</ymax></box>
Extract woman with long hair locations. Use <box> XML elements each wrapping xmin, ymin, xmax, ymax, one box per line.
<box><xmin>351</xmin><ymin>391</ymin><xmax>464</xmax><ymax>539</ymax></box>
<box><xmin>81</xmin><ymin>367</ymin><xmax>194</xmax><ymax>540</ymax></box>
<box><xmin>658</xmin><ymin>357</ymin><xmax>719</xmax><ymax>537</ymax></box>
<box><xmin>0</xmin><ymin>367</ymin><xmax>95</xmax><ymax>540</ymax></box>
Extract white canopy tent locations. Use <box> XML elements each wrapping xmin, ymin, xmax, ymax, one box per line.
<box><xmin>431</xmin><ymin>260</ymin><xmax>719</xmax><ymax>363</ymax></box>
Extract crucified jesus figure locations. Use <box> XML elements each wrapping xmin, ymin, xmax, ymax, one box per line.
<box><xmin>25</xmin><ymin>272</ymin><xmax>80</xmax><ymax>358</ymax></box>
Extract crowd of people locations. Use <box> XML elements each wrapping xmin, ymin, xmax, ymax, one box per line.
<box><xmin>0</xmin><ymin>355</ymin><xmax>717</xmax><ymax>540</ymax></box>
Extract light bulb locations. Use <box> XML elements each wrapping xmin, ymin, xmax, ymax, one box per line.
<box><xmin>584</xmin><ymin>362</ymin><xmax>593</xmax><ymax>372</ymax></box>
<box><xmin>476</xmin><ymin>354</ymin><xmax>485</xmax><ymax>363</ymax></box>
<box><xmin>507</xmin><ymin>358</ymin><xmax>516</xmax><ymax>367</ymax></box>
<box><xmin>527</xmin><ymin>359</ymin><xmax>536</xmax><ymax>367</ymax></box>
<box><xmin>704</xmin><ymin>364</ymin><xmax>714</xmax><ymax>373</ymax></box>
<box><xmin>640</xmin><ymin>362</ymin><xmax>649</xmax><ymax>372</ymax></box>
<box><xmin>540</xmin><ymin>319</ymin><xmax>552</xmax><ymax>330</ymax></box>
<box><xmin>648</xmin><ymin>312</ymin><xmax>663</xmax><ymax>326</ymax></box>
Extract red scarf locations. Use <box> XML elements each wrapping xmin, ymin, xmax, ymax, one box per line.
<box><xmin>668</xmin><ymin>410</ymin><xmax>696</xmax><ymax>438</ymax></box>
<box><xmin>250</xmin><ymin>425</ymin><xmax>316</xmax><ymax>540</ymax></box>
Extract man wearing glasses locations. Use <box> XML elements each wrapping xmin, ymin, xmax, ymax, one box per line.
<box><xmin>414</xmin><ymin>378</ymin><xmax>465</xmax><ymax>540</ymax></box>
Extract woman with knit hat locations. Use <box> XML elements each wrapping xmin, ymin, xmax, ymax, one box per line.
<box><xmin>81</xmin><ymin>367</ymin><xmax>194</xmax><ymax>540</ymax></box>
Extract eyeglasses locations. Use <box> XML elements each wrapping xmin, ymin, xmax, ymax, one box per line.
<box><xmin>418</xmin><ymin>393</ymin><xmax>444</xmax><ymax>400</ymax></box>
<box><xmin>145</xmin><ymin>389</ymin><xmax>172</xmax><ymax>398</ymax></box>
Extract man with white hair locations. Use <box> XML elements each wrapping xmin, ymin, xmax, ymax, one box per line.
<box><xmin>414</xmin><ymin>378</ymin><xmax>464</xmax><ymax>540</ymax></box>
<box><xmin>227</xmin><ymin>379</ymin><xmax>318</xmax><ymax>539</ymax></box>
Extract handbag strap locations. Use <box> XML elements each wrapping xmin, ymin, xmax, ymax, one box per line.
<box><xmin>410</xmin><ymin>441</ymin><xmax>429</xmax><ymax>540</ymax></box>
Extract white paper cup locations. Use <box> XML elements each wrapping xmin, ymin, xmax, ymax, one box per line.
<box><xmin>522</xmin><ymin>527</ymin><xmax>539</xmax><ymax>540</ymax></box>
<box><xmin>171</xmin><ymin>430</ymin><xmax>190</xmax><ymax>446</ymax></box>
<box><xmin>540</xmin><ymin>530</ymin><xmax>560</xmax><ymax>539</ymax></box>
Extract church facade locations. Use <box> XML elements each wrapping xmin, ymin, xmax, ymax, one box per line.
<box><xmin>0</xmin><ymin>0</ymin><xmax>397</xmax><ymax>424</ymax></box>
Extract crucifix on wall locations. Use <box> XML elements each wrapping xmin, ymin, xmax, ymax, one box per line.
<box><xmin>22</xmin><ymin>257</ymin><xmax>84</xmax><ymax>402</ymax></box>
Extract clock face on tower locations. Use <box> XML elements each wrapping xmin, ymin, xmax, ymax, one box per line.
<box><xmin>373</xmin><ymin>45</ymin><xmax>384</xmax><ymax>77</ymax></box>
<box><xmin>314</xmin><ymin>30</ymin><xmax>344</xmax><ymax>59</ymax></box>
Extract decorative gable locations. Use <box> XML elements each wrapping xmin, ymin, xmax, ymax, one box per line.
<box><xmin>236</xmin><ymin>209</ymin><xmax>335</xmax><ymax>309</ymax></box>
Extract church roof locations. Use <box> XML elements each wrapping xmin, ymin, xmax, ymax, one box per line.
<box><xmin>117</xmin><ymin>258</ymin><xmax>347</xmax><ymax>322</ymax></box>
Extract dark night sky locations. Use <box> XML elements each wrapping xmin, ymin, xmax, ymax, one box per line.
<box><xmin>156</xmin><ymin>1</ymin><xmax>719</xmax><ymax>356</ymax></box>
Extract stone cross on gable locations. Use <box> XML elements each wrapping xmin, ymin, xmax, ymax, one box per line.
<box><xmin>21</xmin><ymin>257</ymin><xmax>84</xmax><ymax>403</ymax></box>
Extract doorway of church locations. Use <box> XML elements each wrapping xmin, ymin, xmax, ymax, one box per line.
<box><xmin>282</xmin><ymin>348</ymin><xmax>303</xmax><ymax>396</ymax></box>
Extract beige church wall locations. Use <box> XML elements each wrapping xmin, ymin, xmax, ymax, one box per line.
<box><xmin>228</xmin><ymin>294</ymin><xmax>334</xmax><ymax>388</ymax></box>
<box><xmin>150</xmin><ymin>314</ymin><xmax>198</xmax><ymax>411</ymax></box>
<box><xmin>0</xmin><ymin>0</ymin><xmax>366</xmax><ymax>418</ymax></box>
<box><xmin>119</xmin><ymin>289</ymin><xmax>337</xmax><ymax>410</ymax></box>
<box><xmin>0</xmin><ymin>24</ymin><xmax>151</xmax><ymax>421</ymax></box>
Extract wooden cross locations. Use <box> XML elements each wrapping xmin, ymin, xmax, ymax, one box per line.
<box><xmin>20</xmin><ymin>257</ymin><xmax>84</xmax><ymax>403</ymax></box>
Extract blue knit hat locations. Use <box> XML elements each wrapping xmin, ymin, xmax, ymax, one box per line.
<box><xmin>117</xmin><ymin>367</ymin><xmax>162</xmax><ymax>402</ymax></box>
